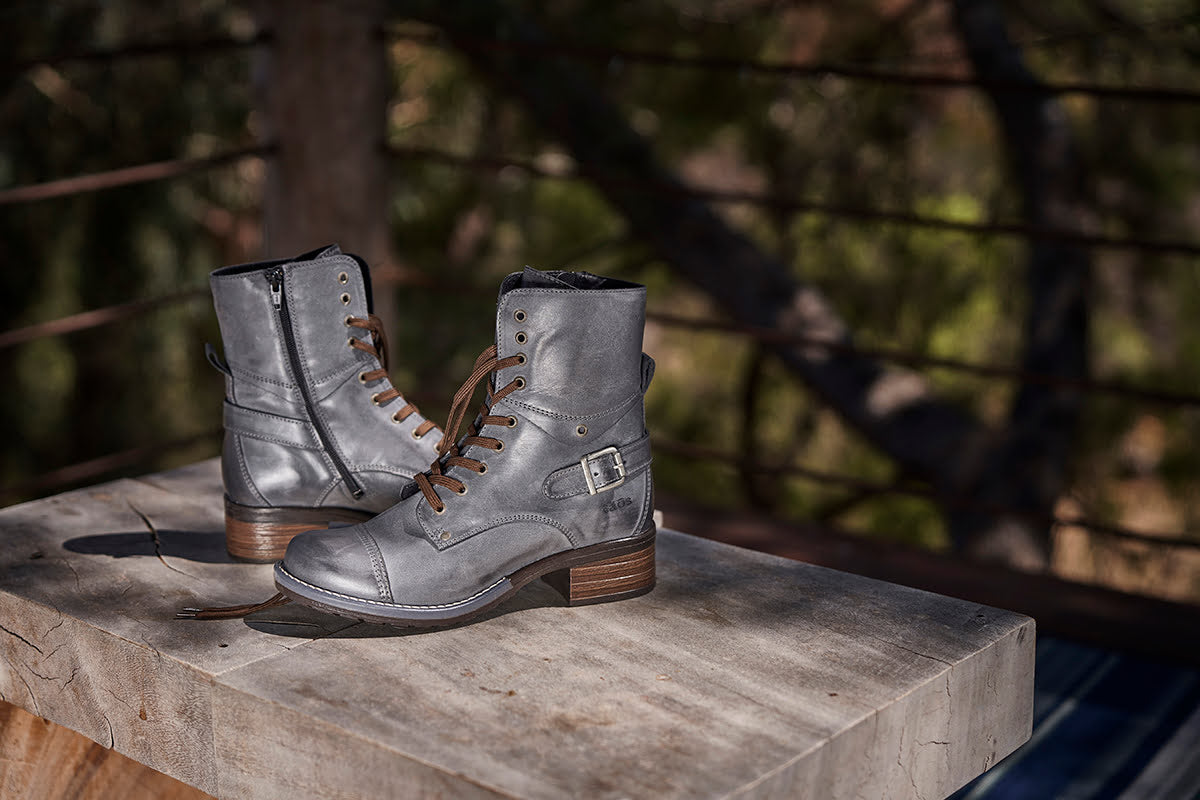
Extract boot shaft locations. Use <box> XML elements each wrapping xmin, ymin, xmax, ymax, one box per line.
<box><xmin>493</xmin><ymin>268</ymin><xmax>648</xmax><ymax>425</ymax></box>
<box><xmin>208</xmin><ymin>245</ymin><xmax>438</xmax><ymax>539</ymax></box>
<box><xmin>209</xmin><ymin>244</ymin><xmax>377</xmax><ymax>408</ymax></box>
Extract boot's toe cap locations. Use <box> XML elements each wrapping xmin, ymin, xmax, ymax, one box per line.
<box><xmin>281</xmin><ymin>526</ymin><xmax>387</xmax><ymax>602</ymax></box>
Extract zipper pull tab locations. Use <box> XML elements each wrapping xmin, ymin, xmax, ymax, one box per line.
<box><xmin>266</xmin><ymin>268</ymin><xmax>283</xmax><ymax>309</ymax></box>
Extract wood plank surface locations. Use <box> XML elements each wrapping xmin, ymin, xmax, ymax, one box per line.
<box><xmin>0</xmin><ymin>459</ymin><xmax>1034</xmax><ymax>799</ymax></box>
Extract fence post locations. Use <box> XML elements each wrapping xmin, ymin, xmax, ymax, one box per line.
<box><xmin>253</xmin><ymin>0</ymin><xmax>396</xmax><ymax>324</ymax></box>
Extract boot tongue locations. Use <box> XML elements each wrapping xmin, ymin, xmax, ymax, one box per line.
<box><xmin>289</xmin><ymin>243</ymin><xmax>341</xmax><ymax>263</ymax></box>
<box><xmin>498</xmin><ymin>266</ymin><xmax>573</xmax><ymax>298</ymax></box>
<box><xmin>519</xmin><ymin>266</ymin><xmax>574</xmax><ymax>289</ymax></box>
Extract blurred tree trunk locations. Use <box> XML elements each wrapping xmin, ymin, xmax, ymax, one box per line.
<box><xmin>948</xmin><ymin>0</ymin><xmax>1091</xmax><ymax>568</ymax></box>
<box><xmin>254</xmin><ymin>0</ymin><xmax>397</xmax><ymax>324</ymax></box>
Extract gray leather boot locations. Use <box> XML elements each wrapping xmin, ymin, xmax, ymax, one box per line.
<box><xmin>209</xmin><ymin>245</ymin><xmax>439</xmax><ymax>561</ymax></box>
<box><xmin>273</xmin><ymin>267</ymin><xmax>656</xmax><ymax>626</ymax></box>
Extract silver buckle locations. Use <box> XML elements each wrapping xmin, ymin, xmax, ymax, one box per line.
<box><xmin>581</xmin><ymin>446</ymin><xmax>625</xmax><ymax>495</ymax></box>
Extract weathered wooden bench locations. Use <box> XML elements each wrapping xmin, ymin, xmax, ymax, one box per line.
<box><xmin>0</xmin><ymin>459</ymin><xmax>1033</xmax><ymax>799</ymax></box>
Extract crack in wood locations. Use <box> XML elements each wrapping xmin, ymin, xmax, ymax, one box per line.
<box><xmin>0</xmin><ymin>623</ymin><xmax>43</xmax><ymax>655</ymax></box>
<box><xmin>126</xmin><ymin>500</ymin><xmax>198</xmax><ymax>580</ymax></box>
<box><xmin>61</xmin><ymin>666</ymin><xmax>80</xmax><ymax>692</ymax></box>
<box><xmin>56</xmin><ymin>556</ymin><xmax>82</xmax><ymax>594</ymax></box>
<box><xmin>0</xmin><ymin>652</ymin><xmax>40</xmax><ymax>716</ymax></box>
<box><xmin>863</xmin><ymin>632</ymin><xmax>956</xmax><ymax>667</ymax></box>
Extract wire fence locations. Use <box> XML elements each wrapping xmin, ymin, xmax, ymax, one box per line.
<box><xmin>389</xmin><ymin>27</ymin><xmax>1200</xmax><ymax>106</ymax></box>
<box><xmin>3</xmin><ymin>10</ymin><xmax>1200</xmax><ymax>561</ymax></box>
<box><xmin>387</xmin><ymin>144</ymin><xmax>1200</xmax><ymax>259</ymax></box>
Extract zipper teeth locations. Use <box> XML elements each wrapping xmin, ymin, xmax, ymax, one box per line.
<box><xmin>273</xmin><ymin>270</ymin><xmax>364</xmax><ymax>499</ymax></box>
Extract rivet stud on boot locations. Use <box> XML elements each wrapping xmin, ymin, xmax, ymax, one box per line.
<box><xmin>208</xmin><ymin>244</ymin><xmax>439</xmax><ymax>561</ymax></box>
<box><xmin>274</xmin><ymin>267</ymin><xmax>657</xmax><ymax>626</ymax></box>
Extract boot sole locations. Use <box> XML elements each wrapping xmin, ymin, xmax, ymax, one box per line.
<box><xmin>225</xmin><ymin>498</ymin><xmax>375</xmax><ymax>563</ymax></box>
<box><xmin>273</xmin><ymin>525</ymin><xmax>656</xmax><ymax>627</ymax></box>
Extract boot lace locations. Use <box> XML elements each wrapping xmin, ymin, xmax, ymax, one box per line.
<box><xmin>347</xmin><ymin>314</ymin><xmax>438</xmax><ymax>438</ymax></box>
<box><xmin>414</xmin><ymin>344</ymin><xmax>524</xmax><ymax>513</ymax></box>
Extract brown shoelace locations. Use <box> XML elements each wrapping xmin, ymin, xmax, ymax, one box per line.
<box><xmin>348</xmin><ymin>314</ymin><xmax>438</xmax><ymax>438</ymax></box>
<box><xmin>176</xmin><ymin>592</ymin><xmax>290</xmax><ymax>619</ymax></box>
<box><xmin>414</xmin><ymin>344</ymin><xmax>524</xmax><ymax>513</ymax></box>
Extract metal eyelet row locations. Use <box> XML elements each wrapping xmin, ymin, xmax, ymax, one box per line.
<box><xmin>432</xmin><ymin>319</ymin><xmax>526</xmax><ymax>516</ymax></box>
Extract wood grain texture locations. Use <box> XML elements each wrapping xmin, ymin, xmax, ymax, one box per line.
<box><xmin>0</xmin><ymin>700</ymin><xmax>213</xmax><ymax>800</ymax></box>
<box><xmin>0</xmin><ymin>462</ymin><xmax>356</xmax><ymax>795</ymax></box>
<box><xmin>0</xmin><ymin>459</ymin><xmax>1034</xmax><ymax>799</ymax></box>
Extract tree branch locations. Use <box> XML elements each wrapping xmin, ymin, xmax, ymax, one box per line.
<box><xmin>949</xmin><ymin>0</ymin><xmax>1091</xmax><ymax>566</ymax></box>
<box><xmin>395</xmin><ymin>0</ymin><xmax>988</xmax><ymax>489</ymax></box>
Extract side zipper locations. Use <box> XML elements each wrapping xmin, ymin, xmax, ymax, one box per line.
<box><xmin>267</xmin><ymin>267</ymin><xmax>365</xmax><ymax>499</ymax></box>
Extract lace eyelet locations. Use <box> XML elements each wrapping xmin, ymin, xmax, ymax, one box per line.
<box><xmin>513</xmin><ymin>376</ymin><xmax>526</xmax><ymax>390</ymax></box>
<box><xmin>434</xmin><ymin>505</ymin><xmax>446</xmax><ymax>516</ymax></box>
<box><xmin>439</xmin><ymin>530</ymin><xmax>451</xmax><ymax>540</ymax></box>
<box><xmin>345</xmin><ymin>315</ymin><xmax>355</xmax><ymax>326</ymax></box>
<box><xmin>346</xmin><ymin>337</ymin><xmax>356</xmax><ymax>348</ymax></box>
<box><xmin>359</xmin><ymin>372</ymin><xmax>370</xmax><ymax>384</ymax></box>
<box><xmin>514</xmin><ymin>309</ymin><xmax>527</xmax><ymax>323</ymax></box>
<box><xmin>456</xmin><ymin>484</ymin><xmax>468</xmax><ymax>496</ymax></box>
<box><xmin>392</xmin><ymin>412</ymin><xmax>403</xmax><ymax>424</ymax></box>
<box><xmin>371</xmin><ymin>393</ymin><xmax>382</xmax><ymax>406</ymax></box>
<box><xmin>576</xmin><ymin>424</ymin><xmax>588</xmax><ymax>436</ymax></box>
<box><xmin>340</xmin><ymin>293</ymin><xmax>351</xmax><ymax>305</ymax></box>
<box><xmin>515</xmin><ymin>353</ymin><xmax>527</xmax><ymax>365</ymax></box>
<box><xmin>515</xmin><ymin>331</ymin><xmax>527</xmax><ymax>345</ymax></box>
<box><xmin>338</xmin><ymin>272</ymin><xmax>349</xmax><ymax>284</ymax></box>
<box><xmin>411</xmin><ymin>429</ymin><xmax>424</xmax><ymax>440</ymax></box>
<box><xmin>478</xmin><ymin>463</ymin><xmax>488</xmax><ymax>474</ymax></box>
<box><xmin>506</xmin><ymin>415</ymin><xmax>518</xmax><ymax>428</ymax></box>
<box><xmin>494</xmin><ymin>441</ymin><xmax>505</xmax><ymax>452</ymax></box>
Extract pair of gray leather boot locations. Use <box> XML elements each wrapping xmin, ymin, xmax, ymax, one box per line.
<box><xmin>207</xmin><ymin>246</ymin><xmax>656</xmax><ymax>626</ymax></box>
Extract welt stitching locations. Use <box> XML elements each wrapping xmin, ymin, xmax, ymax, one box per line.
<box><xmin>280</xmin><ymin>567</ymin><xmax>506</xmax><ymax>610</ymax></box>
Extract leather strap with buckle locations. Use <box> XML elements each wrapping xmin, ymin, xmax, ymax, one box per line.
<box><xmin>542</xmin><ymin>435</ymin><xmax>652</xmax><ymax>500</ymax></box>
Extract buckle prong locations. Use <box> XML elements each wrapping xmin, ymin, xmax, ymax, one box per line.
<box><xmin>581</xmin><ymin>446</ymin><xmax>626</xmax><ymax>495</ymax></box>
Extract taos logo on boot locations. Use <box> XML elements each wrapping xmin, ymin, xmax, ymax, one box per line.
<box><xmin>601</xmin><ymin>496</ymin><xmax>633</xmax><ymax>514</ymax></box>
